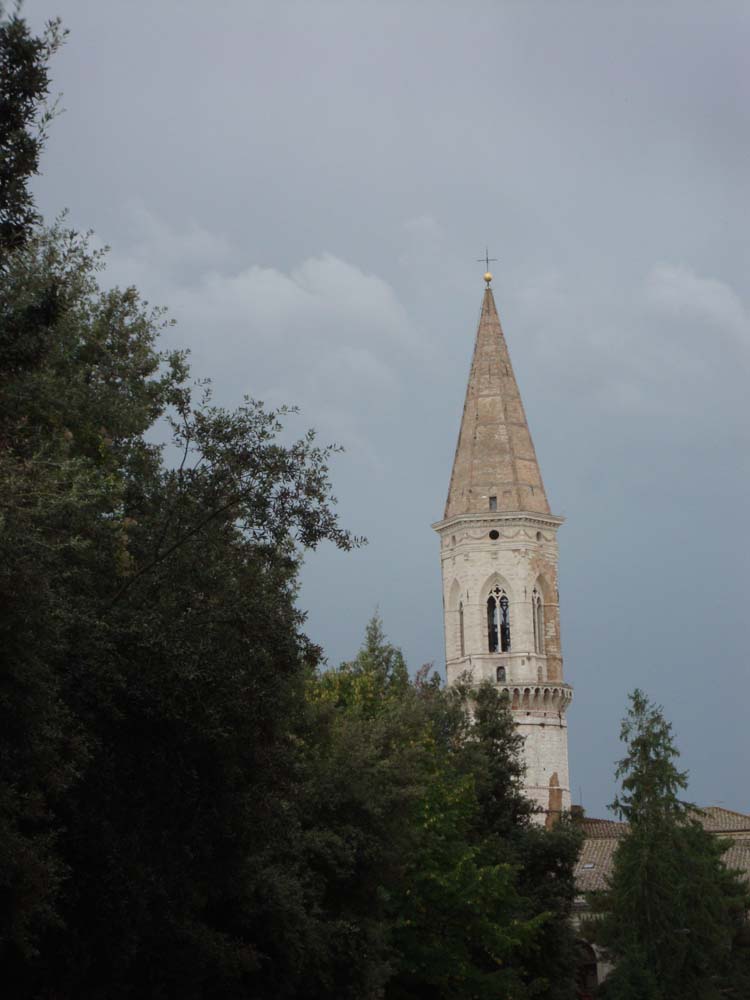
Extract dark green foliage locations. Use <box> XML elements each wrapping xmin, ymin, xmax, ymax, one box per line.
<box><xmin>513</xmin><ymin>820</ymin><xmax>582</xmax><ymax>999</ymax></box>
<box><xmin>610</xmin><ymin>689</ymin><xmax>689</xmax><ymax>827</ymax></box>
<box><xmin>457</xmin><ymin>684</ymin><xmax>583</xmax><ymax>1000</ymax></box>
<box><xmin>596</xmin><ymin>953</ymin><xmax>662</xmax><ymax>1000</ymax></box>
<box><xmin>0</xmin><ymin>6</ymin><xmax>65</xmax><ymax>261</ymax></box>
<box><xmin>588</xmin><ymin>690</ymin><xmax>750</xmax><ymax>1000</ymax></box>
<box><xmin>387</xmin><ymin>766</ymin><xmax>539</xmax><ymax>1000</ymax></box>
<box><xmin>0</xmin><ymin>222</ymin><xmax>359</xmax><ymax>997</ymax></box>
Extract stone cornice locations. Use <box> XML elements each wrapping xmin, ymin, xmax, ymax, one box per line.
<box><xmin>432</xmin><ymin>510</ymin><xmax>564</xmax><ymax>534</ymax></box>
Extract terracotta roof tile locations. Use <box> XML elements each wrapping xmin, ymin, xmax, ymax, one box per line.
<box><xmin>722</xmin><ymin>841</ymin><xmax>750</xmax><ymax>881</ymax></box>
<box><xmin>698</xmin><ymin>806</ymin><xmax>750</xmax><ymax>833</ymax></box>
<box><xmin>574</xmin><ymin>837</ymin><xmax>618</xmax><ymax>892</ymax></box>
<box><xmin>574</xmin><ymin>807</ymin><xmax>750</xmax><ymax>893</ymax></box>
<box><xmin>577</xmin><ymin>817</ymin><xmax>627</xmax><ymax>839</ymax></box>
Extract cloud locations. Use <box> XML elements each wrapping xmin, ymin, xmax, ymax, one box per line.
<box><xmin>402</xmin><ymin>214</ymin><xmax>445</xmax><ymax>242</ymax></box>
<box><xmin>104</xmin><ymin>202</ymin><xmax>233</xmax><ymax>287</ymax></box>
<box><xmin>508</xmin><ymin>262</ymin><xmax>749</xmax><ymax>424</ymax></box>
<box><xmin>103</xmin><ymin>205</ymin><xmax>420</xmax><ymax>465</ymax></box>
<box><xmin>645</xmin><ymin>264</ymin><xmax>749</xmax><ymax>347</ymax></box>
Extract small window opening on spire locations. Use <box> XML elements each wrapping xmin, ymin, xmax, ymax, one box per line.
<box><xmin>458</xmin><ymin>601</ymin><xmax>465</xmax><ymax>658</ymax></box>
<box><xmin>489</xmin><ymin>495</ymin><xmax>497</xmax><ymax>511</ymax></box>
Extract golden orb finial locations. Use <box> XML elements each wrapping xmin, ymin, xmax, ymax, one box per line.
<box><xmin>477</xmin><ymin>250</ymin><xmax>497</xmax><ymax>285</ymax></box>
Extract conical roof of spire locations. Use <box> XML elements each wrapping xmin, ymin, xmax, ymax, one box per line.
<box><xmin>444</xmin><ymin>284</ymin><xmax>550</xmax><ymax>519</ymax></box>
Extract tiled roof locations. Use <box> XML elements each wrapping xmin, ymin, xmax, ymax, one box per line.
<box><xmin>699</xmin><ymin>806</ymin><xmax>750</xmax><ymax>833</ymax></box>
<box><xmin>578</xmin><ymin>806</ymin><xmax>750</xmax><ymax>838</ymax></box>
<box><xmin>723</xmin><ymin>840</ymin><xmax>750</xmax><ymax>879</ymax></box>
<box><xmin>574</xmin><ymin>837</ymin><xmax>619</xmax><ymax>892</ymax></box>
<box><xmin>578</xmin><ymin>817</ymin><xmax>627</xmax><ymax>839</ymax></box>
<box><xmin>574</xmin><ymin>807</ymin><xmax>750</xmax><ymax>894</ymax></box>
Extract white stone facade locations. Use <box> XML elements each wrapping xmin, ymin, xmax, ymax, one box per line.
<box><xmin>433</xmin><ymin>508</ymin><xmax>572</xmax><ymax>817</ymax></box>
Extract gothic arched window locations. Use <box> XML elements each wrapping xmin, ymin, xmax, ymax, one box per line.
<box><xmin>458</xmin><ymin>601</ymin><xmax>465</xmax><ymax>657</ymax></box>
<box><xmin>532</xmin><ymin>588</ymin><xmax>545</xmax><ymax>654</ymax></box>
<box><xmin>487</xmin><ymin>586</ymin><xmax>510</xmax><ymax>653</ymax></box>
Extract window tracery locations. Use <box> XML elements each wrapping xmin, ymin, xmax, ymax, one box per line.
<box><xmin>487</xmin><ymin>585</ymin><xmax>510</xmax><ymax>652</ymax></box>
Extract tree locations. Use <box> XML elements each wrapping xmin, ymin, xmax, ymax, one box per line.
<box><xmin>455</xmin><ymin>682</ymin><xmax>582</xmax><ymax>1000</ymax></box>
<box><xmin>387</xmin><ymin>759</ymin><xmax>541</xmax><ymax>1000</ymax></box>
<box><xmin>313</xmin><ymin>611</ymin><xmax>410</xmax><ymax>714</ymax></box>
<box><xmin>0</xmin><ymin>15</ymin><xmax>365</xmax><ymax>993</ymax></box>
<box><xmin>0</xmin><ymin>221</ymin><xmax>359</xmax><ymax>997</ymax></box>
<box><xmin>307</xmin><ymin>623</ymin><xmax>540</xmax><ymax>999</ymax></box>
<box><xmin>0</xmin><ymin>6</ymin><xmax>65</xmax><ymax>261</ymax></box>
<box><xmin>590</xmin><ymin>690</ymin><xmax>750</xmax><ymax>1000</ymax></box>
<box><xmin>309</xmin><ymin>624</ymin><xmax>582</xmax><ymax>1000</ymax></box>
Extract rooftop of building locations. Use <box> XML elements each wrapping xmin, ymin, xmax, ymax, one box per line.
<box><xmin>574</xmin><ymin>806</ymin><xmax>750</xmax><ymax>893</ymax></box>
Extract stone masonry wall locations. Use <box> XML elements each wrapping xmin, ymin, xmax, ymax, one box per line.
<box><xmin>436</xmin><ymin>511</ymin><xmax>572</xmax><ymax>819</ymax></box>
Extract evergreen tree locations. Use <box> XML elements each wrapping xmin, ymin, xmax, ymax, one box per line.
<box><xmin>590</xmin><ymin>690</ymin><xmax>750</xmax><ymax>1000</ymax></box>
<box><xmin>314</xmin><ymin>611</ymin><xmax>410</xmax><ymax>713</ymax></box>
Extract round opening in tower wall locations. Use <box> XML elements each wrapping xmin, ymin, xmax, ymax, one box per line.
<box><xmin>489</xmin><ymin>530</ymin><xmax>500</xmax><ymax>540</ymax></box>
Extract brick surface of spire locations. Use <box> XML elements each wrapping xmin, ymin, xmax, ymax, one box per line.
<box><xmin>445</xmin><ymin>284</ymin><xmax>550</xmax><ymax>518</ymax></box>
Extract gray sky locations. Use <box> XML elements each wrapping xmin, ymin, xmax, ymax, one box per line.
<box><xmin>29</xmin><ymin>0</ymin><xmax>749</xmax><ymax>818</ymax></box>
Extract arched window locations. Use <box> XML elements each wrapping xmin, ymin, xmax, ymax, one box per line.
<box><xmin>487</xmin><ymin>586</ymin><xmax>510</xmax><ymax>652</ymax></box>
<box><xmin>496</xmin><ymin>665</ymin><xmax>506</xmax><ymax>683</ymax></box>
<box><xmin>532</xmin><ymin>588</ymin><xmax>545</xmax><ymax>654</ymax></box>
<box><xmin>458</xmin><ymin>601</ymin><xmax>465</xmax><ymax>657</ymax></box>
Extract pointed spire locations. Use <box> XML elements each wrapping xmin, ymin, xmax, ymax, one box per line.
<box><xmin>444</xmin><ymin>284</ymin><xmax>550</xmax><ymax>518</ymax></box>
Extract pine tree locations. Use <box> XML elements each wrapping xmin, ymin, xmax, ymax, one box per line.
<box><xmin>591</xmin><ymin>690</ymin><xmax>750</xmax><ymax>1000</ymax></box>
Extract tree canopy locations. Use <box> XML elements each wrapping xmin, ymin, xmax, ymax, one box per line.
<box><xmin>307</xmin><ymin>618</ymin><xmax>582</xmax><ymax>999</ymax></box>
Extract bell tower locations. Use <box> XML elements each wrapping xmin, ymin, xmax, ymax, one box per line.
<box><xmin>432</xmin><ymin>271</ymin><xmax>572</xmax><ymax>819</ymax></box>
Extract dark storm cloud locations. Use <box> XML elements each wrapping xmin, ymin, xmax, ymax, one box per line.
<box><xmin>29</xmin><ymin>0</ymin><xmax>749</xmax><ymax>817</ymax></box>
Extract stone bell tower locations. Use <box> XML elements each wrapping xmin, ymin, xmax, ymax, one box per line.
<box><xmin>432</xmin><ymin>271</ymin><xmax>572</xmax><ymax>819</ymax></box>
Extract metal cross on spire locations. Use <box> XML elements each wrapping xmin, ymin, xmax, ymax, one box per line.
<box><xmin>477</xmin><ymin>248</ymin><xmax>497</xmax><ymax>284</ymax></box>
